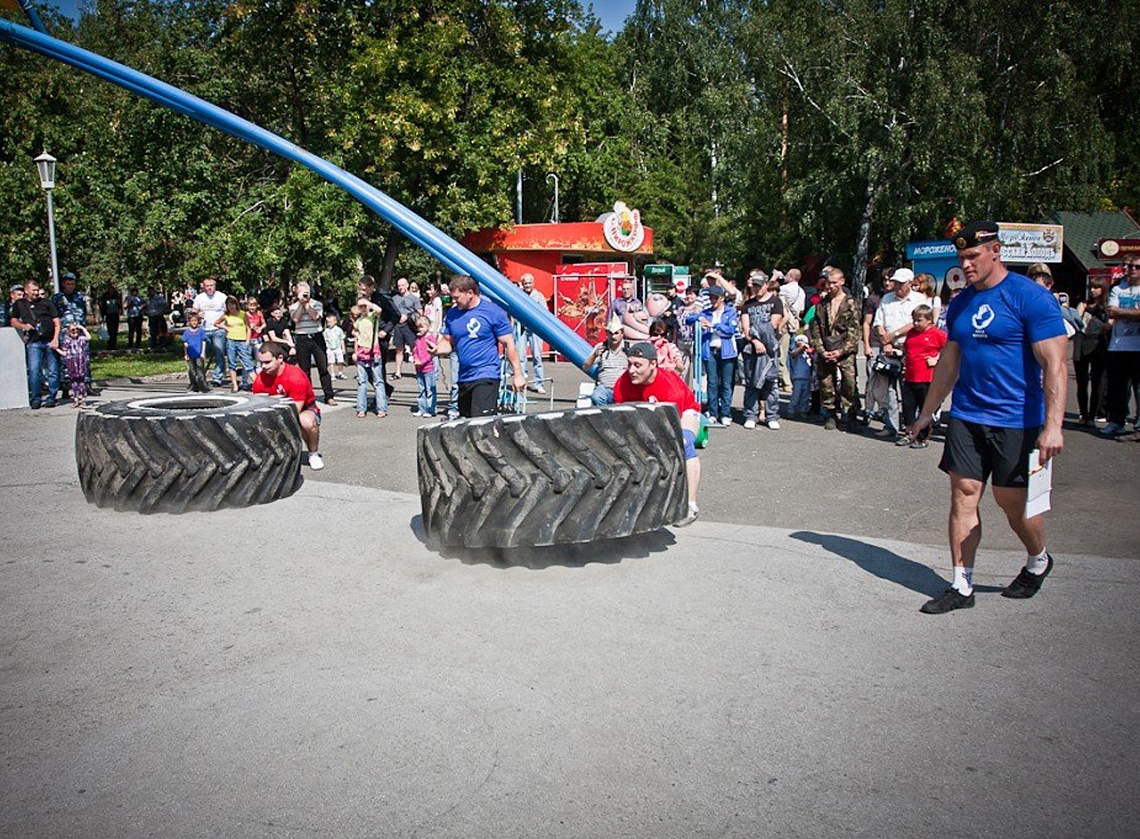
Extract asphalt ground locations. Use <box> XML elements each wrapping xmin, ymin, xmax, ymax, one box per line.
<box><xmin>310</xmin><ymin>359</ymin><xmax>1135</xmax><ymax>560</ymax></box>
<box><xmin>2</xmin><ymin>360</ymin><xmax>1138</xmax><ymax>838</ymax></box>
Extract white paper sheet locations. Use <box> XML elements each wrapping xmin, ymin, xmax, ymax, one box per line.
<box><xmin>1024</xmin><ymin>448</ymin><xmax>1053</xmax><ymax>518</ymax></box>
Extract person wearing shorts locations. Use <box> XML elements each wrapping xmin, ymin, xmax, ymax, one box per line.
<box><xmin>613</xmin><ymin>341</ymin><xmax>703</xmax><ymax>527</ymax></box>
<box><xmin>434</xmin><ymin>275</ymin><xmax>524</xmax><ymax>417</ymax></box>
<box><xmin>254</xmin><ymin>341</ymin><xmax>325</xmax><ymax>470</ymax></box>
<box><xmin>908</xmin><ymin>220</ymin><xmax>1068</xmax><ymax>614</ymax></box>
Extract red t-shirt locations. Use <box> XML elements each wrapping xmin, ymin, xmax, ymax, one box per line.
<box><xmin>253</xmin><ymin>362</ymin><xmax>319</xmax><ymax>412</ymax></box>
<box><xmin>904</xmin><ymin>325</ymin><xmax>948</xmax><ymax>383</ymax></box>
<box><xmin>613</xmin><ymin>367</ymin><xmax>701</xmax><ymax>414</ymax></box>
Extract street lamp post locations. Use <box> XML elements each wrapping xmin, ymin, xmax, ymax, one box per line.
<box><xmin>34</xmin><ymin>151</ymin><xmax>60</xmax><ymax>294</ymax></box>
<box><xmin>546</xmin><ymin>173</ymin><xmax>560</xmax><ymax>225</ymax></box>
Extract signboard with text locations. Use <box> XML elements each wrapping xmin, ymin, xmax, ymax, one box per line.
<box><xmin>1096</xmin><ymin>238</ymin><xmax>1140</xmax><ymax>260</ymax></box>
<box><xmin>996</xmin><ymin>222</ymin><xmax>1063</xmax><ymax>264</ymax></box>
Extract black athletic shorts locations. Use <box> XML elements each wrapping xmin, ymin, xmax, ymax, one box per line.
<box><xmin>393</xmin><ymin>321</ymin><xmax>416</xmax><ymax>350</ymax></box>
<box><xmin>458</xmin><ymin>378</ymin><xmax>498</xmax><ymax>418</ymax></box>
<box><xmin>938</xmin><ymin>417</ymin><xmax>1041</xmax><ymax>489</ymax></box>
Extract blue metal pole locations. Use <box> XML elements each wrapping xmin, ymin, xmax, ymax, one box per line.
<box><xmin>0</xmin><ymin>18</ymin><xmax>596</xmax><ymax>372</ymax></box>
<box><xmin>17</xmin><ymin>0</ymin><xmax>48</xmax><ymax>34</ymax></box>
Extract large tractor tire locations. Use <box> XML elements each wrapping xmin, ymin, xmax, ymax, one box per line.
<box><xmin>76</xmin><ymin>394</ymin><xmax>304</xmax><ymax>514</ymax></box>
<box><xmin>417</xmin><ymin>403</ymin><xmax>689</xmax><ymax>548</ymax></box>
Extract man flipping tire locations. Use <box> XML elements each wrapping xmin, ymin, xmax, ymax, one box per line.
<box><xmin>614</xmin><ymin>341</ymin><xmax>703</xmax><ymax>527</ymax></box>
<box><xmin>908</xmin><ymin>221</ymin><xmax>1068</xmax><ymax>614</ymax></box>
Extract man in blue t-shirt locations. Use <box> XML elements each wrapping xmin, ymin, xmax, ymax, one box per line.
<box><xmin>435</xmin><ymin>275</ymin><xmax>524</xmax><ymax>417</ymax></box>
<box><xmin>907</xmin><ymin>221</ymin><xmax>1067</xmax><ymax>614</ymax></box>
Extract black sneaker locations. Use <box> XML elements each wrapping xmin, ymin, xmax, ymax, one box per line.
<box><xmin>920</xmin><ymin>587</ymin><xmax>975</xmax><ymax>614</ymax></box>
<box><xmin>1001</xmin><ymin>554</ymin><xmax>1053</xmax><ymax>599</ymax></box>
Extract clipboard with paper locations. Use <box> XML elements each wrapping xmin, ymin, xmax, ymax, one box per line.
<box><xmin>1024</xmin><ymin>449</ymin><xmax>1053</xmax><ymax>518</ymax></box>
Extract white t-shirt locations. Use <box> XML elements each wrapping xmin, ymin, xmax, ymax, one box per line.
<box><xmin>192</xmin><ymin>291</ymin><xmax>227</xmax><ymax>333</ymax></box>
<box><xmin>779</xmin><ymin>281</ymin><xmax>805</xmax><ymax>317</ymax></box>
<box><xmin>426</xmin><ymin>297</ymin><xmax>443</xmax><ymax>333</ymax></box>
<box><xmin>873</xmin><ymin>291</ymin><xmax>931</xmax><ymax>346</ymax></box>
<box><xmin>1108</xmin><ymin>282</ymin><xmax>1140</xmax><ymax>352</ymax></box>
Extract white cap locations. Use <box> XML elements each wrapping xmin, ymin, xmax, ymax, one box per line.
<box><xmin>891</xmin><ymin>268</ymin><xmax>915</xmax><ymax>284</ymax></box>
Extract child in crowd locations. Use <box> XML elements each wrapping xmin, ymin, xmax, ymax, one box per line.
<box><xmin>648</xmin><ymin>318</ymin><xmax>685</xmax><ymax>373</ymax></box>
<box><xmin>60</xmin><ymin>322</ymin><xmax>91</xmax><ymax>407</ymax></box>
<box><xmin>412</xmin><ymin>315</ymin><xmax>437</xmax><ymax>418</ymax></box>
<box><xmin>900</xmin><ymin>304</ymin><xmax>947</xmax><ymax>449</ymax></box>
<box><xmin>264</xmin><ymin>301</ymin><xmax>295</xmax><ymax>358</ymax></box>
<box><xmin>182</xmin><ymin>312</ymin><xmax>209</xmax><ymax>393</ymax></box>
<box><xmin>245</xmin><ymin>296</ymin><xmax>265</xmax><ymax>372</ymax></box>
<box><xmin>215</xmin><ymin>295</ymin><xmax>253</xmax><ymax>392</ymax></box>
<box><xmin>323</xmin><ymin>312</ymin><xmax>347</xmax><ymax>379</ymax></box>
<box><xmin>353</xmin><ymin>303</ymin><xmax>387</xmax><ymax>418</ymax></box>
<box><xmin>788</xmin><ymin>333</ymin><xmax>814</xmax><ymax>418</ymax></box>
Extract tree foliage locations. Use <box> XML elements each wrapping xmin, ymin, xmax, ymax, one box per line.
<box><xmin>0</xmin><ymin>0</ymin><xmax>1134</xmax><ymax>295</ymax></box>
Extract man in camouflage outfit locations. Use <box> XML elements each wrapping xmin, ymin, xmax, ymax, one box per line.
<box><xmin>810</xmin><ymin>267</ymin><xmax>862</xmax><ymax>430</ymax></box>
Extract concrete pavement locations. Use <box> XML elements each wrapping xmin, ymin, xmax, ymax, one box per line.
<box><xmin>1</xmin><ymin>378</ymin><xmax>1138</xmax><ymax>838</ymax></box>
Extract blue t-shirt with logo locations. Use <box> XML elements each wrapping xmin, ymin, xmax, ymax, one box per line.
<box><xmin>945</xmin><ymin>272</ymin><xmax>1066</xmax><ymax>428</ymax></box>
<box><xmin>442</xmin><ymin>298</ymin><xmax>512</xmax><ymax>382</ymax></box>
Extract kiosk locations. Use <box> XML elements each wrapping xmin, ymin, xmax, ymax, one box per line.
<box><xmin>462</xmin><ymin>204</ymin><xmax>655</xmax><ymax>347</ymax></box>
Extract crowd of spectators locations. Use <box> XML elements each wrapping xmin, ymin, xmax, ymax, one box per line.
<box><xmin>4</xmin><ymin>260</ymin><xmax>1138</xmax><ymax>449</ymax></box>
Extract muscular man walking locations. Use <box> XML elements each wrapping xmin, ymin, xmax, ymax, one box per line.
<box><xmin>908</xmin><ymin>221</ymin><xmax>1067</xmax><ymax>614</ymax></box>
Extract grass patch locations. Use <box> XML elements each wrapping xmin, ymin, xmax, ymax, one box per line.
<box><xmin>91</xmin><ymin>351</ymin><xmax>186</xmax><ymax>380</ymax></box>
<box><xmin>89</xmin><ymin>336</ymin><xmax>186</xmax><ymax>380</ymax></box>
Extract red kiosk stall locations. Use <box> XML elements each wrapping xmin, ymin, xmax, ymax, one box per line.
<box><xmin>461</xmin><ymin>203</ymin><xmax>654</xmax><ymax>349</ymax></box>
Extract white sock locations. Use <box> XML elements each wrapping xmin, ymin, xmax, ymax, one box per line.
<box><xmin>952</xmin><ymin>566</ymin><xmax>974</xmax><ymax>595</ymax></box>
<box><xmin>1026</xmin><ymin>549</ymin><xmax>1049</xmax><ymax>575</ymax></box>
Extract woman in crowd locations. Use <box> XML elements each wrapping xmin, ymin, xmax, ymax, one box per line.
<box><xmin>1074</xmin><ymin>277</ymin><xmax>1111</xmax><ymax>425</ymax></box>
<box><xmin>687</xmin><ymin>284</ymin><xmax>738</xmax><ymax>425</ymax></box>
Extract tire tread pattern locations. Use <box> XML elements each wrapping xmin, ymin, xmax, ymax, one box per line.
<box><xmin>417</xmin><ymin>403</ymin><xmax>688</xmax><ymax>548</ymax></box>
<box><xmin>76</xmin><ymin>396</ymin><xmax>303</xmax><ymax>514</ymax></box>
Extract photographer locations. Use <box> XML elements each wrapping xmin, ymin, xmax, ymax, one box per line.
<box><xmin>289</xmin><ymin>282</ymin><xmax>336</xmax><ymax>405</ymax></box>
<box><xmin>10</xmin><ymin>279</ymin><xmax>61</xmax><ymax>409</ymax></box>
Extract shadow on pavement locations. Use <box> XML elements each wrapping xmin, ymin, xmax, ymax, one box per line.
<box><xmin>412</xmin><ymin>514</ymin><xmax>677</xmax><ymax>569</ymax></box>
<box><xmin>790</xmin><ymin>530</ymin><xmax>1001</xmax><ymax>596</ymax></box>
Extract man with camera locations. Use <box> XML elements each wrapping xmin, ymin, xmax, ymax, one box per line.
<box><xmin>10</xmin><ymin>278</ymin><xmax>61</xmax><ymax>409</ymax></box>
<box><xmin>870</xmin><ymin>268</ymin><xmax>928</xmax><ymax>440</ymax></box>
<box><xmin>290</xmin><ymin>282</ymin><xmax>336</xmax><ymax>405</ymax></box>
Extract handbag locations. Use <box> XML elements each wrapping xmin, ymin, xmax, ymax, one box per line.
<box><xmin>872</xmin><ymin>353</ymin><xmax>903</xmax><ymax>379</ymax></box>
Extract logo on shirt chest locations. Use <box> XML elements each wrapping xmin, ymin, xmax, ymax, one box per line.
<box><xmin>466</xmin><ymin>318</ymin><xmax>482</xmax><ymax>338</ymax></box>
<box><xmin>971</xmin><ymin>304</ymin><xmax>995</xmax><ymax>336</ymax></box>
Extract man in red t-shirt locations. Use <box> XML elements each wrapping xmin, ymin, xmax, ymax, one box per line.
<box><xmin>900</xmin><ymin>304</ymin><xmax>947</xmax><ymax>449</ymax></box>
<box><xmin>613</xmin><ymin>341</ymin><xmax>702</xmax><ymax>526</ymax></box>
<box><xmin>254</xmin><ymin>341</ymin><xmax>324</xmax><ymax>470</ymax></box>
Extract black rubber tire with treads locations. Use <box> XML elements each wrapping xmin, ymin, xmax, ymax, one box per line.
<box><xmin>417</xmin><ymin>403</ymin><xmax>689</xmax><ymax>548</ymax></box>
<box><xmin>76</xmin><ymin>394</ymin><xmax>304</xmax><ymax>514</ymax></box>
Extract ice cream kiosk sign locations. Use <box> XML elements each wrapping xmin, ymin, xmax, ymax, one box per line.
<box><xmin>602</xmin><ymin>202</ymin><xmax>645</xmax><ymax>253</ymax></box>
<box><xmin>997</xmin><ymin>223</ymin><xmax>1063</xmax><ymax>264</ymax></box>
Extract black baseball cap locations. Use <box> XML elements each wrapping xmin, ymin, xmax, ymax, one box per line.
<box><xmin>626</xmin><ymin>341</ymin><xmax>658</xmax><ymax>361</ymax></box>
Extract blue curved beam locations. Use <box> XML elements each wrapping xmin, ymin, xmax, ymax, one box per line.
<box><xmin>0</xmin><ymin>17</ymin><xmax>596</xmax><ymax>371</ymax></box>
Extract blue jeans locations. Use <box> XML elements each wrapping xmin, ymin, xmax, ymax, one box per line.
<box><xmin>417</xmin><ymin>370</ymin><xmax>438</xmax><ymax>416</ymax></box>
<box><xmin>591</xmin><ymin>384</ymin><xmax>614</xmax><ymax>405</ymax></box>
<box><xmin>206</xmin><ymin>329</ymin><xmax>227</xmax><ymax>384</ymax></box>
<box><xmin>743</xmin><ymin>378</ymin><xmax>780</xmax><ymax>423</ymax></box>
<box><xmin>522</xmin><ymin>330</ymin><xmax>545</xmax><ymax>384</ymax></box>
<box><xmin>356</xmin><ymin>359</ymin><xmax>389</xmax><ymax>414</ymax></box>
<box><xmin>790</xmin><ymin>379</ymin><xmax>812</xmax><ymax>415</ymax></box>
<box><xmin>226</xmin><ymin>340</ymin><xmax>253</xmax><ymax>388</ymax></box>
<box><xmin>705</xmin><ymin>349</ymin><xmax>736</xmax><ymax>420</ymax></box>
<box><xmin>26</xmin><ymin>340</ymin><xmax>60</xmax><ymax>406</ymax></box>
